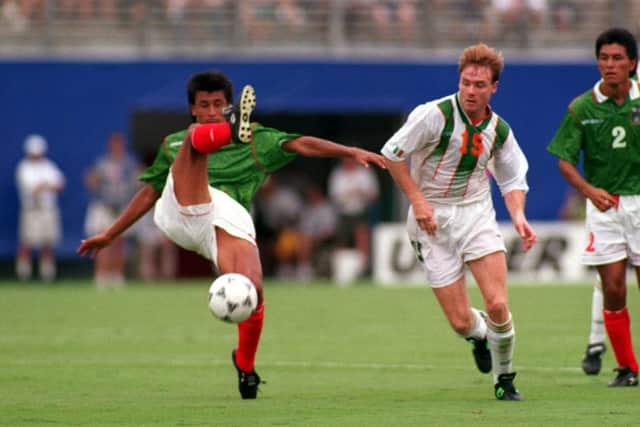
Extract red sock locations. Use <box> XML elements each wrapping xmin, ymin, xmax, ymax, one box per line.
<box><xmin>191</xmin><ymin>123</ymin><xmax>232</xmax><ymax>153</ymax></box>
<box><xmin>604</xmin><ymin>307</ymin><xmax>639</xmax><ymax>372</ymax></box>
<box><xmin>235</xmin><ymin>301</ymin><xmax>264</xmax><ymax>373</ymax></box>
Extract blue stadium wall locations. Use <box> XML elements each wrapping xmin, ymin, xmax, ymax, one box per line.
<box><xmin>0</xmin><ymin>60</ymin><xmax>597</xmax><ymax>258</ymax></box>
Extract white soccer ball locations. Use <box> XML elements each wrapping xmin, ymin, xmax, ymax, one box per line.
<box><xmin>208</xmin><ymin>273</ymin><xmax>258</xmax><ymax>323</ymax></box>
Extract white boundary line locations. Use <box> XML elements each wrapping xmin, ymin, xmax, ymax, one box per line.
<box><xmin>3</xmin><ymin>358</ymin><xmax>583</xmax><ymax>372</ymax></box>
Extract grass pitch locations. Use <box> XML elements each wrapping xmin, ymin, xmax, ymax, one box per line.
<box><xmin>1</xmin><ymin>280</ymin><xmax>639</xmax><ymax>426</ymax></box>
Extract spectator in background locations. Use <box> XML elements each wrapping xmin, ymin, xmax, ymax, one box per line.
<box><xmin>370</xmin><ymin>0</ymin><xmax>418</xmax><ymax>43</ymax></box>
<box><xmin>297</xmin><ymin>184</ymin><xmax>337</xmax><ymax>280</ymax></box>
<box><xmin>238</xmin><ymin>0</ymin><xmax>305</xmax><ymax>42</ymax></box>
<box><xmin>451</xmin><ymin>0</ymin><xmax>493</xmax><ymax>44</ymax></box>
<box><xmin>254</xmin><ymin>175</ymin><xmax>303</xmax><ymax>278</ymax></box>
<box><xmin>84</xmin><ymin>132</ymin><xmax>140</xmax><ymax>288</ymax></box>
<box><xmin>550</xmin><ymin>0</ymin><xmax>578</xmax><ymax>32</ymax></box>
<box><xmin>15</xmin><ymin>134</ymin><xmax>65</xmax><ymax>282</ymax></box>
<box><xmin>135</xmin><ymin>207</ymin><xmax>178</xmax><ymax>281</ymax></box>
<box><xmin>491</xmin><ymin>0</ymin><xmax>547</xmax><ymax>47</ymax></box>
<box><xmin>328</xmin><ymin>157</ymin><xmax>379</xmax><ymax>275</ymax></box>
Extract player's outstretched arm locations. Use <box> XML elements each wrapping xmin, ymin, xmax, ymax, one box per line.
<box><xmin>283</xmin><ymin>136</ymin><xmax>386</xmax><ymax>169</ymax></box>
<box><xmin>77</xmin><ymin>184</ymin><xmax>160</xmax><ymax>258</ymax></box>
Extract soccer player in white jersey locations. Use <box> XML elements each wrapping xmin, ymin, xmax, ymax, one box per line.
<box><xmin>15</xmin><ymin>134</ymin><xmax>65</xmax><ymax>281</ymax></box>
<box><xmin>381</xmin><ymin>43</ymin><xmax>536</xmax><ymax>401</ymax></box>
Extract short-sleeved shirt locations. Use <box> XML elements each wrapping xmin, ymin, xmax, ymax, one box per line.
<box><xmin>381</xmin><ymin>92</ymin><xmax>529</xmax><ymax>205</ymax></box>
<box><xmin>15</xmin><ymin>158</ymin><xmax>65</xmax><ymax>211</ymax></box>
<box><xmin>139</xmin><ymin>124</ymin><xmax>300</xmax><ymax>211</ymax></box>
<box><xmin>547</xmin><ymin>79</ymin><xmax>640</xmax><ymax>195</ymax></box>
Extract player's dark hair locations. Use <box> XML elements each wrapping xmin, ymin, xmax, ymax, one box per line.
<box><xmin>187</xmin><ymin>71</ymin><xmax>233</xmax><ymax>106</ymax></box>
<box><xmin>595</xmin><ymin>28</ymin><xmax>638</xmax><ymax>76</ymax></box>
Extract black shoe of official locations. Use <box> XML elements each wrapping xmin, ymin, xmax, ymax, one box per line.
<box><xmin>232</xmin><ymin>349</ymin><xmax>262</xmax><ymax>399</ymax></box>
<box><xmin>467</xmin><ymin>336</ymin><xmax>492</xmax><ymax>374</ymax></box>
<box><xmin>608</xmin><ymin>367</ymin><xmax>639</xmax><ymax>387</ymax></box>
<box><xmin>581</xmin><ymin>342</ymin><xmax>606</xmax><ymax>375</ymax></box>
<box><xmin>494</xmin><ymin>372</ymin><xmax>522</xmax><ymax>401</ymax></box>
<box><xmin>223</xmin><ymin>85</ymin><xmax>256</xmax><ymax>143</ymax></box>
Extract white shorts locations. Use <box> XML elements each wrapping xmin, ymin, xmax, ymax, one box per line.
<box><xmin>19</xmin><ymin>207</ymin><xmax>61</xmax><ymax>248</ymax></box>
<box><xmin>153</xmin><ymin>171</ymin><xmax>256</xmax><ymax>267</ymax></box>
<box><xmin>84</xmin><ymin>202</ymin><xmax>118</xmax><ymax>236</ymax></box>
<box><xmin>581</xmin><ymin>195</ymin><xmax>640</xmax><ymax>266</ymax></box>
<box><xmin>406</xmin><ymin>197</ymin><xmax>505</xmax><ymax>287</ymax></box>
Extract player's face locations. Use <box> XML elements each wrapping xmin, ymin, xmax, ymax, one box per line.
<box><xmin>597</xmin><ymin>43</ymin><xmax>637</xmax><ymax>85</ymax></box>
<box><xmin>458</xmin><ymin>65</ymin><xmax>497</xmax><ymax>121</ymax></box>
<box><xmin>191</xmin><ymin>90</ymin><xmax>230</xmax><ymax>124</ymax></box>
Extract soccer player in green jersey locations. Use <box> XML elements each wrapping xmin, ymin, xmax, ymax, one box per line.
<box><xmin>77</xmin><ymin>71</ymin><xmax>386</xmax><ymax>399</ymax></box>
<box><xmin>381</xmin><ymin>44</ymin><xmax>537</xmax><ymax>401</ymax></box>
<box><xmin>548</xmin><ymin>28</ymin><xmax>640</xmax><ymax>387</ymax></box>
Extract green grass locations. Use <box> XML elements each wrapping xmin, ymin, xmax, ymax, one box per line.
<box><xmin>1</xmin><ymin>280</ymin><xmax>639</xmax><ymax>426</ymax></box>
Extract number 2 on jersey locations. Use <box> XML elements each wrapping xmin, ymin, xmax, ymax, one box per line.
<box><xmin>612</xmin><ymin>126</ymin><xmax>626</xmax><ymax>149</ymax></box>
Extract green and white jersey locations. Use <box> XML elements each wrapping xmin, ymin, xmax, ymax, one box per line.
<box><xmin>547</xmin><ymin>79</ymin><xmax>640</xmax><ymax>195</ymax></box>
<box><xmin>381</xmin><ymin>93</ymin><xmax>529</xmax><ymax>204</ymax></box>
<box><xmin>139</xmin><ymin>124</ymin><xmax>300</xmax><ymax>211</ymax></box>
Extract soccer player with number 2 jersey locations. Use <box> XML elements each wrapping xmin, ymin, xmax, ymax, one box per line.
<box><xmin>548</xmin><ymin>28</ymin><xmax>640</xmax><ymax>387</ymax></box>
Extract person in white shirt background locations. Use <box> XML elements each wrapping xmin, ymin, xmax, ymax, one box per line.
<box><xmin>327</xmin><ymin>157</ymin><xmax>380</xmax><ymax>274</ymax></box>
<box><xmin>15</xmin><ymin>134</ymin><xmax>65</xmax><ymax>282</ymax></box>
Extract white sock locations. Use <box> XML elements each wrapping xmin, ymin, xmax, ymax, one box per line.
<box><xmin>464</xmin><ymin>307</ymin><xmax>488</xmax><ymax>340</ymax></box>
<box><xmin>487</xmin><ymin>313</ymin><xmax>515</xmax><ymax>383</ymax></box>
<box><xmin>40</xmin><ymin>259</ymin><xmax>56</xmax><ymax>282</ymax></box>
<box><xmin>16</xmin><ymin>257</ymin><xmax>32</xmax><ymax>281</ymax></box>
<box><xmin>589</xmin><ymin>281</ymin><xmax>605</xmax><ymax>345</ymax></box>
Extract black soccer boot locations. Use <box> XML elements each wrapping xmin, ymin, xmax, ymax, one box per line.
<box><xmin>494</xmin><ymin>372</ymin><xmax>522</xmax><ymax>401</ymax></box>
<box><xmin>223</xmin><ymin>84</ymin><xmax>256</xmax><ymax>143</ymax></box>
<box><xmin>608</xmin><ymin>367</ymin><xmax>639</xmax><ymax>387</ymax></box>
<box><xmin>581</xmin><ymin>342</ymin><xmax>606</xmax><ymax>375</ymax></box>
<box><xmin>232</xmin><ymin>349</ymin><xmax>262</xmax><ymax>399</ymax></box>
<box><xmin>467</xmin><ymin>336</ymin><xmax>492</xmax><ymax>374</ymax></box>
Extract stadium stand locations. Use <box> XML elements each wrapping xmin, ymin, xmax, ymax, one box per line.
<box><xmin>0</xmin><ymin>0</ymin><xmax>633</xmax><ymax>58</ymax></box>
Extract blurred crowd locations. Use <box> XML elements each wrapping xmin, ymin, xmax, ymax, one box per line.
<box><xmin>254</xmin><ymin>157</ymin><xmax>379</xmax><ymax>282</ymax></box>
<box><xmin>0</xmin><ymin>0</ymin><xmax>629</xmax><ymax>50</ymax></box>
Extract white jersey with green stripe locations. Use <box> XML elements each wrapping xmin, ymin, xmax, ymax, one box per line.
<box><xmin>381</xmin><ymin>93</ymin><xmax>529</xmax><ymax>205</ymax></box>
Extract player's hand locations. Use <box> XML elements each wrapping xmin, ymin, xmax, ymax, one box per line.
<box><xmin>513</xmin><ymin>218</ymin><xmax>536</xmax><ymax>252</ymax></box>
<box><xmin>412</xmin><ymin>198</ymin><xmax>437</xmax><ymax>236</ymax></box>
<box><xmin>587</xmin><ymin>187</ymin><xmax>617</xmax><ymax>212</ymax></box>
<box><xmin>350</xmin><ymin>148</ymin><xmax>387</xmax><ymax>169</ymax></box>
<box><xmin>77</xmin><ymin>233</ymin><xmax>112</xmax><ymax>258</ymax></box>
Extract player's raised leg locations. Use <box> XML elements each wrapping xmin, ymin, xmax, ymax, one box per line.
<box><xmin>172</xmin><ymin>84</ymin><xmax>257</xmax><ymax>206</ymax></box>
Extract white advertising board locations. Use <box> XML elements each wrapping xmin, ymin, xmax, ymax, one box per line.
<box><xmin>372</xmin><ymin>221</ymin><xmax>595</xmax><ymax>286</ymax></box>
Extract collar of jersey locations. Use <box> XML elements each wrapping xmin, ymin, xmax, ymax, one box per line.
<box><xmin>454</xmin><ymin>93</ymin><xmax>493</xmax><ymax>131</ymax></box>
<box><xmin>593</xmin><ymin>78</ymin><xmax>640</xmax><ymax>103</ymax></box>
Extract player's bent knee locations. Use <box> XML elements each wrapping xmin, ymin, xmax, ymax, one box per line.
<box><xmin>449</xmin><ymin>316</ymin><xmax>474</xmax><ymax>335</ymax></box>
<box><xmin>485</xmin><ymin>301</ymin><xmax>509</xmax><ymax>320</ymax></box>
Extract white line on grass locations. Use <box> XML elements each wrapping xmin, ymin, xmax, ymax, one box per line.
<box><xmin>3</xmin><ymin>358</ymin><xmax>582</xmax><ymax>373</ymax></box>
